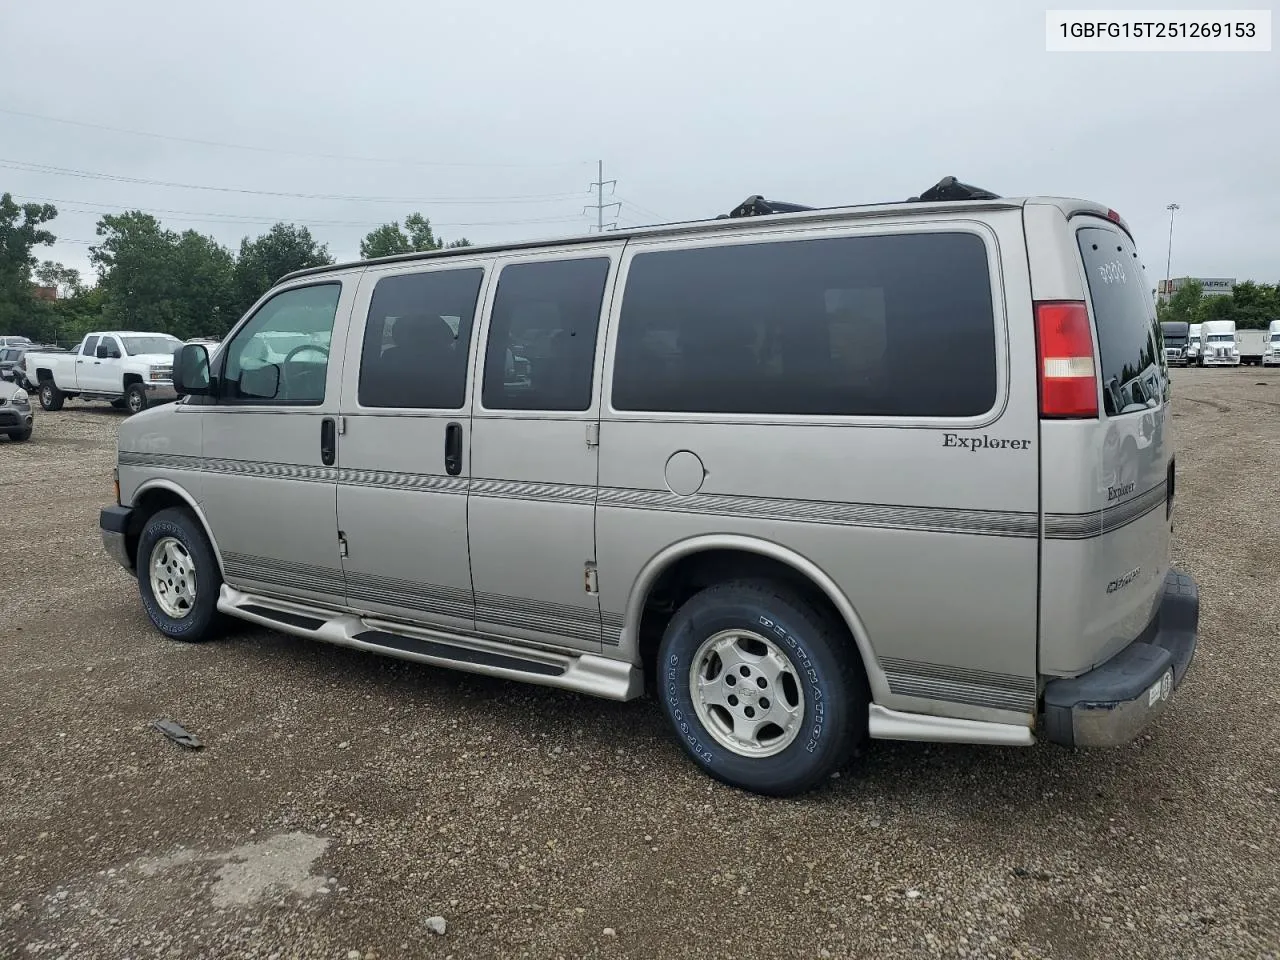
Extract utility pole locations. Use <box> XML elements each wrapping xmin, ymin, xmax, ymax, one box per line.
<box><xmin>1164</xmin><ymin>202</ymin><xmax>1180</xmax><ymax>303</ymax></box>
<box><xmin>585</xmin><ymin>161</ymin><xmax>621</xmax><ymax>232</ymax></box>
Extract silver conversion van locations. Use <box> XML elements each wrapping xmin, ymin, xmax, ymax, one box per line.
<box><xmin>100</xmin><ymin>178</ymin><xmax>1199</xmax><ymax>796</ymax></box>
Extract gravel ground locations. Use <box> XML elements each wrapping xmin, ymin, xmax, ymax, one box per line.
<box><xmin>1</xmin><ymin>373</ymin><xmax>1277</xmax><ymax>960</ymax></box>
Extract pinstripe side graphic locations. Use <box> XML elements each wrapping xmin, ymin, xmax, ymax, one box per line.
<box><xmin>880</xmin><ymin>656</ymin><xmax>1038</xmax><ymax>713</ymax></box>
<box><xmin>206</xmin><ymin>457</ymin><xmax>338</xmax><ymax>483</ymax></box>
<box><xmin>222</xmin><ymin>552</ymin><xmax>346</xmax><ymax>595</ymax></box>
<box><xmin>119</xmin><ymin>450</ymin><xmax>202</xmax><ymax>471</ymax></box>
<box><xmin>600</xmin><ymin>611</ymin><xmax>625</xmax><ymax>646</ymax></box>
<box><xmin>470</xmin><ymin>478</ymin><xmax>597</xmax><ymax>505</ymax></box>
<box><xmin>596</xmin><ymin>486</ymin><xmax>1039</xmax><ymax>538</ymax></box>
<box><xmin>346</xmin><ymin>570</ymin><xmax>472</xmax><ymax>620</ymax></box>
<box><xmin>1044</xmin><ymin>482</ymin><xmax>1168</xmax><ymax>540</ymax></box>
<box><xmin>118</xmin><ymin>452</ymin><xmax>1167</xmax><ymax>541</ymax></box>
<box><xmin>342</xmin><ymin>469</ymin><xmax>468</xmax><ymax>496</ymax></box>
<box><xmin>475</xmin><ymin>590</ymin><xmax>602</xmax><ymax>644</ymax></box>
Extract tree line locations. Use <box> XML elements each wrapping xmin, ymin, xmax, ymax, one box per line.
<box><xmin>1157</xmin><ymin>279</ymin><xmax>1280</xmax><ymax>329</ymax></box>
<box><xmin>0</xmin><ymin>191</ymin><xmax>469</xmax><ymax>345</ymax></box>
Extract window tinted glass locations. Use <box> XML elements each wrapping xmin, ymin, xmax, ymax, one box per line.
<box><xmin>482</xmin><ymin>258</ymin><xmax>609</xmax><ymax>412</ymax></box>
<box><xmin>220</xmin><ymin>283</ymin><xmax>341</xmax><ymax>404</ymax></box>
<box><xmin>122</xmin><ymin>336</ymin><xmax>179</xmax><ymax>355</ymax></box>
<box><xmin>358</xmin><ymin>269</ymin><xmax>483</xmax><ymax>409</ymax></box>
<box><xmin>82</xmin><ymin>336</ymin><xmax>99</xmax><ymax>357</ymax></box>
<box><xmin>1077</xmin><ymin>227</ymin><xmax>1167</xmax><ymax>416</ymax></box>
<box><xmin>611</xmin><ymin>233</ymin><xmax>996</xmax><ymax>417</ymax></box>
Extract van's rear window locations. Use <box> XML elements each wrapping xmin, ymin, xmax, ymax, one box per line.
<box><xmin>1077</xmin><ymin>226</ymin><xmax>1167</xmax><ymax>416</ymax></box>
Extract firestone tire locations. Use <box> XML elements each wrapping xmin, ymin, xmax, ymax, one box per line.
<box><xmin>657</xmin><ymin>579</ymin><xmax>868</xmax><ymax>797</ymax></box>
<box><xmin>137</xmin><ymin>507</ymin><xmax>224</xmax><ymax>643</ymax></box>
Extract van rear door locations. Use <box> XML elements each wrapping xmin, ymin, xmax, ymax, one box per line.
<box><xmin>1037</xmin><ymin>216</ymin><xmax>1173</xmax><ymax>677</ymax></box>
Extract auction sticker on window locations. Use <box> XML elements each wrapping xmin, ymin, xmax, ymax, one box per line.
<box><xmin>1047</xmin><ymin>10</ymin><xmax>1272</xmax><ymax>51</ymax></box>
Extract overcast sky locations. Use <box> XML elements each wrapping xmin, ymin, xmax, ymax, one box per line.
<box><xmin>1</xmin><ymin>0</ymin><xmax>1276</xmax><ymax>287</ymax></box>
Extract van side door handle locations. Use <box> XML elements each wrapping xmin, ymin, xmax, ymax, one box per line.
<box><xmin>444</xmin><ymin>422</ymin><xmax>463</xmax><ymax>476</ymax></box>
<box><xmin>320</xmin><ymin>417</ymin><xmax>336</xmax><ymax>467</ymax></box>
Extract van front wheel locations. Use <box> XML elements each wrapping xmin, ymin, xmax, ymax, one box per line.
<box><xmin>657</xmin><ymin>579</ymin><xmax>867</xmax><ymax>797</ymax></box>
<box><xmin>137</xmin><ymin>507</ymin><xmax>223</xmax><ymax>642</ymax></box>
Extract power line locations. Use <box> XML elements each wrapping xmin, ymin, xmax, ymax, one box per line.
<box><xmin>585</xmin><ymin>161</ymin><xmax>621</xmax><ymax>233</ymax></box>
<box><xmin>0</xmin><ymin>158</ymin><xmax>589</xmax><ymax>205</ymax></box>
<box><xmin>615</xmin><ymin>194</ymin><xmax>669</xmax><ymax>224</ymax></box>
<box><xmin>14</xmin><ymin>195</ymin><xmax>591</xmax><ymax>230</ymax></box>
<box><xmin>0</xmin><ymin>106</ymin><xmax>591</xmax><ymax>171</ymax></box>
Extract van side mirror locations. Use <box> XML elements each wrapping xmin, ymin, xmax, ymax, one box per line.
<box><xmin>173</xmin><ymin>343</ymin><xmax>211</xmax><ymax>397</ymax></box>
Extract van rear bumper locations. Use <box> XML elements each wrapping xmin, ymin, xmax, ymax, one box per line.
<box><xmin>1042</xmin><ymin>569</ymin><xmax>1199</xmax><ymax>748</ymax></box>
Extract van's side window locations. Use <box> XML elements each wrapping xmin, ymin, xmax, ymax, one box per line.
<box><xmin>481</xmin><ymin>258</ymin><xmax>610</xmax><ymax>412</ymax></box>
<box><xmin>358</xmin><ymin>268</ymin><xmax>484</xmax><ymax>410</ymax></box>
<box><xmin>218</xmin><ymin>283</ymin><xmax>341</xmax><ymax>405</ymax></box>
<box><xmin>611</xmin><ymin>233</ymin><xmax>997</xmax><ymax>418</ymax></box>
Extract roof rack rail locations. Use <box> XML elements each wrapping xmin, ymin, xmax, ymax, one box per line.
<box><xmin>906</xmin><ymin>176</ymin><xmax>1001</xmax><ymax>202</ymax></box>
<box><xmin>718</xmin><ymin>195</ymin><xmax>815</xmax><ymax>219</ymax></box>
<box><xmin>717</xmin><ymin>177</ymin><xmax>1000</xmax><ymax>221</ymax></box>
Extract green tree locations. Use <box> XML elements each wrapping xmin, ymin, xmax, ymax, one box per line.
<box><xmin>359</xmin><ymin>212</ymin><xmax>470</xmax><ymax>260</ymax></box>
<box><xmin>1198</xmin><ymin>294</ymin><xmax>1238</xmax><ymax>324</ymax></box>
<box><xmin>38</xmin><ymin>286</ymin><xmax>108</xmax><ymax>345</ymax></box>
<box><xmin>359</xmin><ymin>222</ymin><xmax>413</xmax><ymax>260</ymax></box>
<box><xmin>1229</xmin><ymin>280</ymin><xmax>1277</xmax><ymax>329</ymax></box>
<box><xmin>34</xmin><ymin>260</ymin><xmax>83</xmax><ymax>298</ymax></box>
<box><xmin>234</xmin><ymin>223</ymin><xmax>333</xmax><ymax>316</ymax></box>
<box><xmin>0</xmin><ymin>192</ymin><xmax>58</xmax><ymax>337</ymax></box>
<box><xmin>91</xmin><ymin>211</ymin><xmax>180</xmax><ymax>331</ymax></box>
<box><xmin>1157</xmin><ymin>279</ymin><xmax>1202</xmax><ymax>325</ymax></box>
<box><xmin>91</xmin><ymin>213</ymin><xmax>237</xmax><ymax>339</ymax></box>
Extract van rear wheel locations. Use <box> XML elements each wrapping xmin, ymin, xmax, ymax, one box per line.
<box><xmin>657</xmin><ymin>579</ymin><xmax>867</xmax><ymax>797</ymax></box>
<box><xmin>137</xmin><ymin>507</ymin><xmax>224</xmax><ymax>642</ymax></box>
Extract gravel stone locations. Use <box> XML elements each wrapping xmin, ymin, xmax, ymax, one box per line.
<box><xmin>0</xmin><ymin>374</ymin><xmax>1278</xmax><ymax>959</ymax></box>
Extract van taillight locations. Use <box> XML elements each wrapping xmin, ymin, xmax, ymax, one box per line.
<box><xmin>1035</xmin><ymin>300</ymin><xmax>1099</xmax><ymax>419</ymax></box>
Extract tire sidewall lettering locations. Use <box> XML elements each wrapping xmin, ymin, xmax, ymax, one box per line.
<box><xmin>758</xmin><ymin>614</ymin><xmax>825</xmax><ymax>752</ymax></box>
<box><xmin>140</xmin><ymin>519</ymin><xmax>199</xmax><ymax>636</ymax></box>
<box><xmin>667</xmin><ymin>652</ymin><xmax>714</xmax><ymax>764</ymax></box>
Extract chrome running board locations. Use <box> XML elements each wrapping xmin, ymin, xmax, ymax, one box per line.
<box><xmin>868</xmin><ymin>704</ymin><xmax>1035</xmax><ymax>746</ymax></box>
<box><xmin>218</xmin><ymin>585</ymin><xmax>644</xmax><ymax>701</ymax></box>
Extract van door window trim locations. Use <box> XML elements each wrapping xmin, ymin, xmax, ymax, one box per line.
<box><xmin>210</xmin><ymin>279</ymin><xmax>345</xmax><ymax>409</ymax></box>
<box><xmin>473</xmin><ymin>245</ymin><xmax>624</xmax><ymax>418</ymax></box>
<box><xmin>353</xmin><ymin>265</ymin><xmax>489</xmax><ymax>413</ymax></box>
<box><xmin>600</xmin><ymin>221</ymin><xmax>1012</xmax><ymax>430</ymax></box>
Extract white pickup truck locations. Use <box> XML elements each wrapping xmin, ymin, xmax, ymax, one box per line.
<box><xmin>26</xmin><ymin>331</ymin><xmax>183</xmax><ymax>414</ymax></box>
